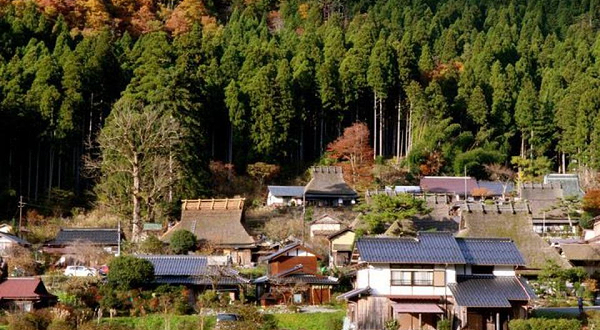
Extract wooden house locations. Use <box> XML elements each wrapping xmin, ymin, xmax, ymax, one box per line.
<box><xmin>254</xmin><ymin>243</ymin><xmax>337</xmax><ymax>306</ymax></box>
<box><xmin>304</xmin><ymin>167</ymin><xmax>358</xmax><ymax>207</ymax></box>
<box><xmin>309</xmin><ymin>214</ymin><xmax>343</xmax><ymax>238</ymax></box>
<box><xmin>43</xmin><ymin>228</ymin><xmax>123</xmax><ymax>264</ymax></box>
<box><xmin>327</xmin><ymin>228</ymin><xmax>355</xmax><ymax>268</ymax></box>
<box><xmin>0</xmin><ymin>277</ymin><xmax>56</xmax><ymax>312</ymax></box>
<box><xmin>161</xmin><ymin>198</ymin><xmax>255</xmax><ymax>266</ymax></box>
<box><xmin>339</xmin><ymin>232</ymin><xmax>535</xmax><ymax>330</ymax></box>
<box><xmin>137</xmin><ymin>255</ymin><xmax>249</xmax><ymax>302</ymax></box>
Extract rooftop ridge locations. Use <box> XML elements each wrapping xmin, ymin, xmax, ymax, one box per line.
<box><xmin>61</xmin><ymin>228</ymin><xmax>118</xmax><ymax>231</ymax></box>
<box><xmin>181</xmin><ymin>198</ymin><xmax>245</xmax><ymax>211</ymax></box>
<box><xmin>456</xmin><ymin>237</ymin><xmax>513</xmax><ymax>242</ymax></box>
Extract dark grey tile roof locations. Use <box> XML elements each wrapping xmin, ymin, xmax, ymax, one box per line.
<box><xmin>138</xmin><ymin>255</ymin><xmax>249</xmax><ymax>284</ymax></box>
<box><xmin>255</xmin><ymin>274</ymin><xmax>338</xmax><ymax>285</ymax></box>
<box><xmin>155</xmin><ymin>276</ymin><xmax>246</xmax><ymax>286</ymax></box>
<box><xmin>420</xmin><ymin>177</ymin><xmax>478</xmax><ymax>194</ymax></box>
<box><xmin>449</xmin><ymin>276</ymin><xmax>535</xmax><ymax>308</ymax></box>
<box><xmin>263</xmin><ymin>243</ymin><xmax>302</xmax><ymax>261</ymax></box>
<box><xmin>356</xmin><ymin>232</ymin><xmax>466</xmax><ymax>264</ymax></box>
<box><xmin>304</xmin><ymin>167</ymin><xmax>358</xmax><ymax>198</ymax></box>
<box><xmin>456</xmin><ymin>238</ymin><xmax>526</xmax><ymax>266</ymax></box>
<box><xmin>47</xmin><ymin>228</ymin><xmax>120</xmax><ymax>246</ymax></box>
<box><xmin>268</xmin><ymin>186</ymin><xmax>305</xmax><ymax>197</ymax></box>
<box><xmin>476</xmin><ymin>181</ymin><xmax>514</xmax><ymax>196</ymax></box>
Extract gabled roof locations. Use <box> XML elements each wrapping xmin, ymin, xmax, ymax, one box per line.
<box><xmin>304</xmin><ymin>166</ymin><xmax>358</xmax><ymax>198</ymax></box>
<box><xmin>356</xmin><ymin>233</ymin><xmax>525</xmax><ymax>266</ymax></box>
<box><xmin>327</xmin><ymin>227</ymin><xmax>354</xmax><ymax>240</ymax></box>
<box><xmin>268</xmin><ymin>186</ymin><xmax>305</xmax><ymax>198</ymax></box>
<box><xmin>0</xmin><ymin>278</ymin><xmax>56</xmax><ymax>301</ymax></box>
<box><xmin>143</xmin><ymin>223</ymin><xmax>162</xmax><ymax>231</ymax></box>
<box><xmin>356</xmin><ymin>232</ymin><xmax>466</xmax><ymax>264</ymax></box>
<box><xmin>449</xmin><ymin>276</ymin><xmax>535</xmax><ymax>308</ymax></box>
<box><xmin>0</xmin><ymin>232</ymin><xmax>30</xmax><ymax>246</ymax></box>
<box><xmin>456</xmin><ymin>238</ymin><xmax>526</xmax><ymax>266</ymax></box>
<box><xmin>310</xmin><ymin>214</ymin><xmax>342</xmax><ymax>225</ymax></box>
<box><xmin>46</xmin><ymin>228</ymin><xmax>120</xmax><ymax>246</ymax></box>
<box><xmin>420</xmin><ymin>176</ymin><xmax>478</xmax><ymax>194</ymax></box>
<box><xmin>263</xmin><ymin>243</ymin><xmax>322</xmax><ymax>261</ymax></box>
<box><xmin>137</xmin><ymin>255</ymin><xmax>249</xmax><ymax>285</ymax></box>
<box><xmin>161</xmin><ymin>198</ymin><xmax>255</xmax><ymax>248</ymax></box>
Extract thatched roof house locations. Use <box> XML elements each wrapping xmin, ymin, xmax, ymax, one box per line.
<box><xmin>304</xmin><ymin>166</ymin><xmax>358</xmax><ymax>206</ymax></box>
<box><xmin>161</xmin><ymin>198</ymin><xmax>255</xmax><ymax>265</ymax></box>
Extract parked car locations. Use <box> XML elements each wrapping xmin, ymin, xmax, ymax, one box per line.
<box><xmin>64</xmin><ymin>266</ymin><xmax>97</xmax><ymax>277</ymax></box>
<box><xmin>215</xmin><ymin>313</ymin><xmax>241</xmax><ymax>329</ymax></box>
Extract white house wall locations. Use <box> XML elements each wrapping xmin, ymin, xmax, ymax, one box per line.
<box><xmin>493</xmin><ymin>265</ymin><xmax>516</xmax><ymax>276</ymax></box>
<box><xmin>357</xmin><ymin>264</ymin><xmax>457</xmax><ymax>296</ymax></box>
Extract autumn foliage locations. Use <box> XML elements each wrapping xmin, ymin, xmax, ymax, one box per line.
<box><xmin>583</xmin><ymin>189</ymin><xmax>600</xmax><ymax>216</ymax></box>
<box><xmin>327</xmin><ymin>122</ymin><xmax>374</xmax><ymax>190</ymax></box>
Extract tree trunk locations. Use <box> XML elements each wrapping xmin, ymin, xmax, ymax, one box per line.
<box><xmin>35</xmin><ymin>143</ymin><xmax>40</xmax><ymax>201</ymax></box>
<box><xmin>396</xmin><ymin>95</ymin><xmax>401</xmax><ymax>160</ymax></box>
<box><xmin>373</xmin><ymin>91</ymin><xmax>377</xmax><ymax>159</ymax></box>
<box><xmin>132</xmin><ymin>154</ymin><xmax>142</xmax><ymax>242</ymax></box>
<box><xmin>319</xmin><ymin>114</ymin><xmax>324</xmax><ymax>154</ymax></box>
<box><xmin>379</xmin><ymin>97</ymin><xmax>383</xmax><ymax>157</ymax></box>
<box><xmin>520</xmin><ymin>135</ymin><xmax>525</xmax><ymax>158</ymax></box>
<box><xmin>562</xmin><ymin>152</ymin><xmax>566</xmax><ymax>174</ymax></box>
<box><xmin>228</xmin><ymin>122</ymin><xmax>233</xmax><ymax>163</ymax></box>
<box><xmin>48</xmin><ymin>147</ymin><xmax>54</xmax><ymax>198</ymax></box>
<box><xmin>27</xmin><ymin>149</ymin><xmax>31</xmax><ymax>199</ymax></box>
<box><xmin>57</xmin><ymin>153</ymin><xmax>61</xmax><ymax>189</ymax></box>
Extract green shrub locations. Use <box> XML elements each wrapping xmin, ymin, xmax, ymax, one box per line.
<box><xmin>437</xmin><ymin>319</ymin><xmax>451</xmax><ymax>330</ymax></box>
<box><xmin>7</xmin><ymin>309</ymin><xmax>53</xmax><ymax>330</ymax></box>
<box><xmin>169</xmin><ymin>230</ymin><xmax>197</xmax><ymax>255</ymax></box>
<box><xmin>508</xmin><ymin>318</ymin><xmax>581</xmax><ymax>330</ymax></box>
<box><xmin>139</xmin><ymin>236</ymin><xmax>166</xmax><ymax>254</ymax></box>
<box><xmin>107</xmin><ymin>256</ymin><xmax>154</xmax><ymax>290</ymax></box>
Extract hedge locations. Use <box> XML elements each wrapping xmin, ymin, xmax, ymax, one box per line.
<box><xmin>508</xmin><ymin>318</ymin><xmax>581</xmax><ymax>330</ymax></box>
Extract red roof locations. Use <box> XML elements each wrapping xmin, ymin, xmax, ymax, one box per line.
<box><xmin>0</xmin><ymin>278</ymin><xmax>56</xmax><ymax>301</ymax></box>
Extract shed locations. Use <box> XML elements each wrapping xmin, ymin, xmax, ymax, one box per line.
<box><xmin>0</xmin><ymin>278</ymin><xmax>56</xmax><ymax>312</ymax></box>
<box><xmin>267</xmin><ymin>186</ymin><xmax>304</xmax><ymax>207</ymax></box>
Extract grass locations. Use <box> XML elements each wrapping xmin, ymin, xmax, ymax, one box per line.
<box><xmin>100</xmin><ymin>311</ymin><xmax>345</xmax><ymax>330</ymax></box>
<box><xmin>273</xmin><ymin>311</ymin><xmax>345</xmax><ymax>330</ymax></box>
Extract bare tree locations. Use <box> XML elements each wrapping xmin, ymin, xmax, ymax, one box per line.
<box><xmin>485</xmin><ymin>163</ymin><xmax>516</xmax><ymax>199</ymax></box>
<box><xmin>86</xmin><ymin>102</ymin><xmax>180</xmax><ymax>242</ymax></box>
<box><xmin>67</xmin><ymin>239</ymin><xmax>111</xmax><ymax>266</ymax></box>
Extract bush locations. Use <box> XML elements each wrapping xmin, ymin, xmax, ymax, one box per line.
<box><xmin>138</xmin><ymin>235</ymin><xmax>166</xmax><ymax>254</ymax></box>
<box><xmin>107</xmin><ymin>256</ymin><xmax>154</xmax><ymax>290</ymax></box>
<box><xmin>7</xmin><ymin>309</ymin><xmax>53</xmax><ymax>330</ymax></box>
<box><xmin>437</xmin><ymin>319</ymin><xmax>451</xmax><ymax>330</ymax></box>
<box><xmin>508</xmin><ymin>318</ymin><xmax>581</xmax><ymax>330</ymax></box>
<box><xmin>169</xmin><ymin>230</ymin><xmax>197</xmax><ymax>255</ymax></box>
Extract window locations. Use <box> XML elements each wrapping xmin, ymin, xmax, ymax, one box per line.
<box><xmin>390</xmin><ymin>265</ymin><xmax>434</xmax><ymax>286</ymax></box>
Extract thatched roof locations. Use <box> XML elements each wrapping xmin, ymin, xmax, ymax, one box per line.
<box><xmin>561</xmin><ymin>244</ymin><xmax>600</xmax><ymax>261</ymax></box>
<box><xmin>161</xmin><ymin>198</ymin><xmax>255</xmax><ymax>248</ymax></box>
<box><xmin>304</xmin><ymin>166</ymin><xmax>358</xmax><ymax>199</ymax></box>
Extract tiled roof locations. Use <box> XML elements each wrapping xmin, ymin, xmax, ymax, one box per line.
<box><xmin>420</xmin><ymin>176</ymin><xmax>478</xmax><ymax>194</ymax></box>
<box><xmin>255</xmin><ymin>274</ymin><xmax>338</xmax><ymax>285</ymax></box>
<box><xmin>268</xmin><ymin>186</ymin><xmax>305</xmax><ymax>197</ymax></box>
<box><xmin>0</xmin><ymin>278</ymin><xmax>56</xmax><ymax>300</ymax></box>
<box><xmin>456</xmin><ymin>238</ymin><xmax>526</xmax><ymax>266</ymax></box>
<box><xmin>137</xmin><ymin>255</ymin><xmax>249</xmax><ymax>284</ymax></box>
<box><xmin>161</xmin><ymin>198</ymin><xmax>255</xmax><ymax>247</ymax></box>
<box><xmin>304</xmin><ymin>166</ymin><xmax>358</xmax><ymax>198</ymax></box>
<box><xmin>46</xmin><ymin>228</ymin><xmax>120</xmax><ymax>246</ymax></box>
<box><xmin>356</xmin><ymin>232</ymin><xmax>466</xmax><ymax>264</ymax></box>
<box><xmin>449</xmin><ymin>276</ymin><xmax>535</xmax><ymax>308</ymax></box>
<box><xmin>357</xmin><ymin>233</ymin><xmax>525</xmax><ymax>266</ymax></box>
<box><xmin>155</xmin><ymin>276</ymin><xmax>247</xmax><ymax>286</ymax></box>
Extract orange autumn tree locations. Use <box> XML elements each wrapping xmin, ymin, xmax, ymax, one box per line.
<box><xmin>327</xmin><ymin>122</ymin><xmax>374</xmax><ymax>190</ymax></box>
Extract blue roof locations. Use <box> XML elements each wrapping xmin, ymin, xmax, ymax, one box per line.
<box><xmin>138</xmin><ymin>255</ymin><xmax>208</xmax><ymax>276</ymax></box>
<box><xmin>456</xmin><ymin>238</ymin><xmax>526</xmax><ymax>266</ymax></box>
<box><xmin>357</xmin><ymin>233</ymin><xmax>526</xmax><ymax>266</ymax></box>
<box><xmin>449</xmin><ymin>276</ymin><xmax>535</xmax><ymax>307</ymax></box>
<box><xmin>356</xmin><ymin>232</ymin><xmax>466</xmax><ymax>264</ymax></box>
<box><xmin>267</xmin><ymin>186</ymin><xmax>305</xmax><ymax>197</ymax></box>
<box><xmin>476</xmin><ymin>181</ymin><xmax>514</xmax><ymax>196</ymax></box>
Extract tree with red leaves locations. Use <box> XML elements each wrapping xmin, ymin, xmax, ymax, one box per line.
<box><xmin>327</xmin><ymin>122</ymin><xmax>374</xmax><ymax>189</ymax></box>
<box><xmin>583</xmin><ymin>189</ymin><xmax>600</xmax><ymax>216</ymax></box>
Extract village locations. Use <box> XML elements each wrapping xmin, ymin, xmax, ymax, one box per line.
<box><xmin>0</xmin><ymin>164</ymin><xmax>597</xmax><ymax>330</ymax></box>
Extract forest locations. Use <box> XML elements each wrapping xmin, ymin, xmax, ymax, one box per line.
<box><xmin>0</xmin><ymin>0</ymin><xmax>599</xmax><ymax>223</ymax></box>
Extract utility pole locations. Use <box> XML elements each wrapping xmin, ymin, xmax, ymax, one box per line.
<box><xmin>117</xmin><ymin>220</ymin><xmax>121</xmax><ymax>256</ymax></box>
<box><xmin>18</xmin><ymin>196</ymin><xmax>25</xmax><ymax>238</ymax></box>
<box><xmin>464</xmin><ymin>167</ymin><xmax>467</xmax><ymax>202</ymax></box>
